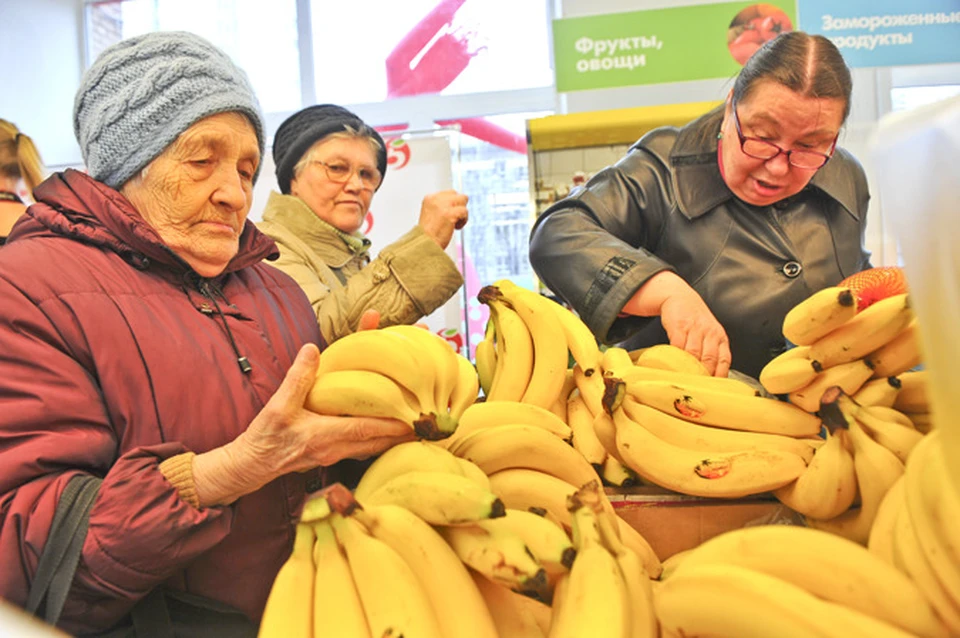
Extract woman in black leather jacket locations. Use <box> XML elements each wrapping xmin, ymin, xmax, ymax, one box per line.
<box><xmin>529</xmin><ymin>31</ymin><xmax>870</xmax><ymax>380</ymax></box>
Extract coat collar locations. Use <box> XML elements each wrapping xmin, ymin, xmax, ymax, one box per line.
<box><xmin>657</xmin><ymin>106</ymin><xmax>861</xmax><ymax>221</ymax></box>
<box><xmin>261</xmin><ymin>191</ymin><xmax>371</xmax><ymax>259</ymax></box>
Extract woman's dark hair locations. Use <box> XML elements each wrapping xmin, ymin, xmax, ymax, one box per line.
<box><xmin>733</xmin><ymin>31</ymin><xmax>853</xmax><ymax>122</ymax></box>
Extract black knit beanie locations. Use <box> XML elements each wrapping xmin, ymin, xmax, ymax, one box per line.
<box><xmin>272</xmin><ymin>104</ymin><xmax>388</xmax><ymax>194</ymax></box>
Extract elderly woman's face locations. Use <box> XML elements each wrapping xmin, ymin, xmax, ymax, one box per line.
<box><xmin>120</xmin><ymin>112</ymin><xmax>260</xmax><ymax>277</ymax></box>
<box><xmin>289</xmin><ymin>136</ymin><xmax>378</xmax><ymax>234</ymax></box>
<box><xmin>720</xmin><ymin>81</ymin><xmax>846</xmax><ymax>207</ymax></box>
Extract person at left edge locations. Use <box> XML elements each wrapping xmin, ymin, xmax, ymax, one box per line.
<box><xmin>0</xmin><ymin>31</ymin><xmax>414</xmax><ymax>635</ymax></box>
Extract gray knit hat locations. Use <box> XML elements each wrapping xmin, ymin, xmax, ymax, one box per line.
<box><xmin>74</xmin><ymin>31</ymin><xmax>265</xmax><ymax>189</ymax></box>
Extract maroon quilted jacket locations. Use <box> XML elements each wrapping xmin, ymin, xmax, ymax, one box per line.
<box><xmin>0</xmin><ymin>170</ymin><xmax>321</xmax><ymax>633</ymax></box>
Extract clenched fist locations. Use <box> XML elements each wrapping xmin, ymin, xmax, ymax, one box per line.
<box><xmin>418</xmin><ymin>190</ymin><xmax>469</xmax><ymax>249</ymax></box>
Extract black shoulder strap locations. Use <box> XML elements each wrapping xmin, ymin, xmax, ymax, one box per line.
<box><xmin>25</xmin><ymin>474</ymin><xmax>103</xmax><ymax>625</ymax></box>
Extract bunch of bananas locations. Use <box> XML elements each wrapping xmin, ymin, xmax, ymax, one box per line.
<box><xmin>655</xmin><ymin>524</ymin><xmax>946</xmax><ymax>637</ymax></box>
<box><xmin>304</xmin><ymin>325</ymin><xmax>479</xmax><ymax>440</ymax></box>
<box><xmin>475</xmin><ymin>279</ymin><xmax>601</xmax><ymax>412</ymax></box>
<box><xmin>762</xmin><ymin>283</ymin><xmax>922</xmax><ymax>415</ymax></box>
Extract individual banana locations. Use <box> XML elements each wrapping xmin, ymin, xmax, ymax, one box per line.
<box><xmin>492</xmin><ymin>280</ymin><xmax>569</xmax><ymax>410</ymax></box>
<box><xmin>634</xmin><ymin>343</ymin><xmax>709</xmax><ymax>376</ymax></box>
<box><xmin>656</xmin><ymin>563</ymin><xmax>916</xmax><ymax>638</ymax></box>
<box><xmin>868</xmin><ymin>318</ymin><xmax>922</xmax><ymax>378</ymax></box>
<box><xmin>853</xmin><ymin>376</ymin><xmax>902</xmax><ymax>407</ymax></box>
<box><xmin>788</xmin><ymin>358</ymin><xmax>875</xmax><ymax>413</ymax></box>
<box><xmin>600</xmin><ymin>346</ymin><xmax>636</xmax><ymax>375</ymax></box>
<box><xmin>549</xmin><ymin>492</ymin><xmax>629</xmax><ymax>638</ymax></box>
<box><xmin>361</xmin><ymin>470</ymin><xmax>505</xmax><ymax>525</ymax></box>
<box><xmin>480</xmin><ymin>289</ymin><xmax>534</xmax><ymax>403</ymax></box>
<box><xmin>807</xmin><ymin>419</ymin><xmax>905</xmax><ymax>545</ymax></box>
<box><xmin>474</xmin><ymin>509</ymin><xmax>576</xmax><ymax>575</ymax></box>
<box><xmin>468</xmin><ymin>570</ymin><xmax>546</xmax><ymax>638</ymax></box>
<box><xmin>258</xmin><ymin>523</ymin><xmax>316</xmax><ymax>638</ymax></box>
<box><xmin>615</xmin><ymin>517</ymin><xmax>663</xmax><ymax>580</ymax></box>
<box><xmin>310</xmin><ymin>517</ymin><xmax>371</xmax><ymax>638</ymax></box>
<box><xmin>567</xmin><ymin>389</ymin><xmax>608</xmax><ymax>467</ymax></box>
<box><xmin>314</xmin><ymin>328</ymin><xmax>437</xmax><ymax>415</ymax></box>
<box><xmin>840</xmin><ymin>394</ymin><xmax>923</xmax><ymax>464</ymax></box>
<box><xmin>759</xmin><ymin>349</ymin><xmax>822</xmax><ymax>395</ymax></box>
<box><xmin>867</xmin><ymin>474</ymin><xmax>905</xmax><ymax>566</ymax></box>
<box><xmin>437</xmin><ymin>522</ymin><xmax>548</xmax><ymax>596</ymax></box>
<box><xmin>593</xmin><ymin>409</ymin><xmax>624</xmax><ymax>461</ymax></box>
<box><xmin>352</xmin><ymin>504</ymin><xmax>499</xmax><ymax>638</ymax></box>
<box><xmin>452</xmin><ymin>400</ymin><xmax>572</xmax><ymax>442</ymax></box>
<box><xmin>305</xmin><ymin>369</ymin><xmax>447</xmax><ymax>439</ymax></box>
<box><xmin>809</xmin><ymin>293</ymin><xmax>913</xmax><ymax>368</ymax></box>
<box><xmin>619</xmin><ymin>365</ymin><xmax>760</xmax><ymax>396</ymax></box>
<box><xmin>672</xmin><ymin>525</ymin><xmax>944</xmax><ymax>637</ymax></box>
<box><xmin>892</xmin><ymin>369</ymin><xmax>929</xmax><ymax>413</ymax></box>
<box><xmin>548</xmin><ymin>369</ymin><xmax>577</xmax><ymax>422</ymax></box>
<box><xmin>383</xmin><ymin>324</ymin><xmax>460</xmax><ymax>423</ymax></box>
<box><xmin>866</xmin><ymin>404</ymin><xmax>917</xmax><ymax>429</ymax></box>
<box><xmin>902</xmin><ymin>432</ymin><xmax>960</xmax><ymax>620</ymax></box>
<box><xmin>773</xmin><ymin>428</ymin><xmax>856</xmax><ymax>520</ymax></box>
<box><xmin>487</xmin><ymin>467</ymin><xmax>580</xmax><ymax>533</ymax></box>
<box><xmin>621</xmin><ymin>397</ymin><xmax>817</xmax><ymax>462</ymax></box>
<box><xmin>448</xmin><ymin>350</ymin><xmax>480</xmax><ymax>421</ymax></box>
<box><xmin>549</xmin><ymin>299</ymin><xmax>602</xmax><ymax>374</ymax></box>
<box><xmin>629</xmin><ymin>379</ymin><xmax>822</xmax><ymax>437</ymax></box>
<box><xmin>475</xmin><ymin>319</ymin><xmax>498</xmax><ymax>398</ymax></box>
<box><xmin>574</xmin><ymin>361</ymin><xmax>608</xmax><ymax>416</ymax></box>
<box><xmin>354</xmin><ymin>440</ymin><xmax>466</xmax><ymax>502</ymax></box>
<box><xmin>601</xmin><ymin>454</ymin><xmax>639</xmax><ymax>488</ymax></box>
<box><xmin>331</xmin><ymin>514</ymin><xmax>443</xmax><ymax>638</ymax></box>
<box><xmin>613</xmin><ymin>409</ymin><xmax>807</xmax><ymax>498</ymax></box>
<box><xmin>455</xmin><ymin>456</ymin><xmax>492</xmax><ymax>491</ymax></box>
<box><xmin>449</xmin><ymin>423</ymin><xmax>599</xmax><ymax>489</ymax></box>
<box><xmin>782</xmin><ymin>285</ymin><xmax>859</xmax><ymax>346</ymax></box>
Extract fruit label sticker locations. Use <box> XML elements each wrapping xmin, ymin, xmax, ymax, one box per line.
<box><xmin>552</xmin><ymin>1</ymin><xmax>797</xmax><ymax>92</ymax></box>
<box><xmin>798</xmin><ymin>0</ymin><xmax>960</xmax><ymax>68</ymax></box>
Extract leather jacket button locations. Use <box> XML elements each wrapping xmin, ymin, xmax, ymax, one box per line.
<box><xmin>782</xmin><ymin>261</ymin><xmax>802</xmax><ymax>278</ymax></box>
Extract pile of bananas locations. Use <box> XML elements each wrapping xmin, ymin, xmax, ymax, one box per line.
<box><xmin>304</xmin><ymin>324</ymin><xmax>479</xmax><ymax>439</ymax></box>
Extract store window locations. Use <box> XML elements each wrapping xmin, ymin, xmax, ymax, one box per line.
<box><xmin>891</xmin><ymin>85</ymin><xmax>960</xmax><ymax>112</ymax></box>
<box><xmin>83</xmin><ymin>0</ymin><xmax>302</xmax><ymax>114</ymax></box>
<box><xmin>307</xmin><ymin>0</ymin><xmax>553</xmax><ymax>104</ymax></box>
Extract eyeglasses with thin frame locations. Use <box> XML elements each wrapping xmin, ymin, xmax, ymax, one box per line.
<box><xmin>311</xmin><ymin>159</ymin><xmax>382</xmax><ymax>191</ymax></box>
<box><xmin>731</xmin><ymin>101</ymin><xmax>838</xmax><ymax>170</ymax></box>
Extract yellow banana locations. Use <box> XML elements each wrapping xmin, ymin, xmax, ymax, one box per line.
<box><xmin>258</xmin><ymin>523</ymin><xmax>315</xmax><ymax>638</ymax></box>
<box><xmin>453</xmin><ymin>400</ymin><xmax>572</xmax><ymax>442</ymax></box>
<box><xmin>867</xmin><ymin>474</ymin><xmax>904</xmax><ymax>566</ymax></box>
<box><xmin>902</xmin><ymin>432</ymin><xmax>960</xmax><ymax>619</ymax></box>
<box><xmin>449</xmin><ymin>423</ymin><xmax>599</xmax><ymax>489</ymax></box>
<box><xmin>782</xmin><ymin>285</ymin><xmax>858</xmax><ymax>346</ymax></box>
<box><xmin>656</xmin><ymin>563</ymin><xmax>916</xmax><ymax>638</ymax></box>
<box><xmin>907</xmin><ymin>411</ymin><xmax>935</xmax><ymax>434</ymax></box>
<box><xmin>362</xmin><ymin>470</ymin><xmax>505</xmax><ymax>525</ymax></box>
<box><xmin>354</xmin><ymin>440</ymin><xmax>465</xmax><ymax>502</ymax></box>
<box><xmin>593</xmin><ymin>409</ymin><xmax>624</xmax><ymax>461</ymax></box>
<box><xmin>305</xmin><ymin>369</ymin><xmax>447</xmax><ymax>439</ymax></box>
<box><xmin>549</xmin><ymin>494</ymin><xmax>629</xmax><ymax>638</ymax></box>
<box><xmin>673</xmin><ymin>525</ymin><xmax>944</xmax><ymax>637</ymax></box>
<box><xmin>437</xmin><ymin>522</ymin><xmax>547</xmax><ymax>596</ymax></box>
<box><xmin>352</xmin><ymin>504</ymin><xmax>499</xmax><ymax>638</ymax></box>
<box><xmin>550</xmin><ymin>300</ymin><xmax>602</xmax><ymax>374</ymax></box>
<box><xmin>455</xmin><ymin>456</ymin><xmax>492</xmax><ymax>491</ymax></box>
<box><xmin>474</xmin><ymin>509</ymin><xmax>576</xmax><ymax>574</ymax></box>
<box><xmin>615</xmin><ymin>517</ymin><xmax>663</xmax><ymax>580</ymax></box>
<box><xmin>315</xmin><ymin>328</ymin><xmax>436</xmax><ymax>414</ymax></box>
<box><xmin>449</xmin><ymin>350</ymin><xmax>480</xmax><ymax>421</ymax></box>
<box><xmin>893</xmin><ymin>369</ymin><xmax>930</xmax><ymax>413</ymax></box>
<box><xmin>634</xmin><ymin>343</ymin><xmax>709</xmax><ymax>376</ymax></box>
<box><xmin>480</xmin><ymin>290</ymin><xmax>534</xmax><ymax>403</ymax></box>
<box><xmin>548</xmin><ymin>369</ymin><xmax>576</xmax><ymax>422</ymax></box>
<box><xmin>866</xmin><ymin>404</ymin><xmax>917</xmax><ymax>429</ymax></box>
<box><xmin>773</xmin><ymin>428</ymin><xmax>856</xmax><ymax>520</ymax></box>
<box><xmin>759</xmin><ymin>350</ymin><xmax>821</xmax><ymax>395</ymax></box>
<box><xmin>841</xmin><ymin>394</ymin><xmax>923</xmax><ymax>464</ymax></box>
<box><xmin>622</xmin><ymin>397</ymin><xmax>817</xmax><ymax>462</ymax></box>
<box><xmin>574</xmin><ymin>361</ymin><xmax>607</xmax><ymax>416</ymax></box>
<box><xmin>630</xmin><ymin>379</ymin><xmax>822</xmax><ymax>437</ymax></box>
<box><xmin>808</xmin><ymin>419</ymin><xmax>904</xmax><ymax>545</ymax></box>
<box><xmin>613</xmin><ymin>409</ymin><xmax>806</xmax><ymax>498</ymax></box>
<box><xmin>601</xmin><ymin>454</ymin><xmax>640</xmax><ymax>488</ymax></box>
<box><xmin>600</xmin><ymin>346</ymin><xmax>636</xmax><ymax>375</ymax></box>
<box><xmin>511</xmin><ymin>592</ymin><xmax>552</xmax><ymax>636</ymax></box>
<box><xmin>788</xmin><ymin>358</ymin><xmax>875</xmax><ymax>413</ymax></box>
<box><xmin>868</xmin><ymin>318</ymin><xmax>922</xmax><ymax>378</ymax></box>
<box><xmin>493</xmin><ymin>280</ymin><xmax>569</xmax><ymax>410</ymax></box>
<box><xmin>331</xmin><ymin>514</ymin><xmax>443</xmax><ymax>638</ymax></box>
<box><xmin>619</xmin><ymin>365</ymin><xmax>760</xmax><ymax>396</ymax></box>
<box><xmin>853</xmin><ymin>376</ymin><xmax>902</xmax><ymax>407</ymax></box>
<box><xmin>383</xmin><ymin>324</ymin><xmax>460</xmax><ymax>423</ymax></box>
<box><xmin>310</xmin><ymin>518</ymin><xmax>371</xmax><ymax>638</ymax></box>
<box><xmin>567</xmin><ymin>390</ymin><xmax>608</xmax><ymax>467</ymax></box>
<box><xmin>809</xmin><ymin>293</ymin><xmax>913</xmax><ymax>368</ymax></box>
<box><xmin>475</xmin><ymin>319</ymin><xmax>498</xmax><ymax>398</ymax></box>
<box><xmin>658</xmin><ymin>549</ymin><xmax>693</xmax><ymax>581</ymax></box>
<box><xmin>468</xmin><ymin>570</ymin><xmax>546</xmax><ymax>638</ymax></box>
<box><xmin>487</xmin><ymin>468</ymin><xmax>580</xmax><ymax>533</ymax></box>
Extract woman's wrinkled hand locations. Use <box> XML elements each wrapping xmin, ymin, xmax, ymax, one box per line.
<box><xmin>418</xmin><ymin>190</ymin><xmax>468</xmax><ymax>249</ymax></box>
<box><xmin>193</xmin><ymin>344</ymin><xmax>414</xmax><ymax>506</ymax></box>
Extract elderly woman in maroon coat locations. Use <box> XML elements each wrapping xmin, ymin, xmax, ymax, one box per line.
<box><xmin>0</xmin><ymin>32</ymin><xmax>412</xmax><ymax>635</ymax></box>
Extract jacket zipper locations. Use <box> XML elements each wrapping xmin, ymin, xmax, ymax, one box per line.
<box><xmin>198</xmin><ymin>279</ymin><xmax>253</xmax><ymax>374</ymax></box>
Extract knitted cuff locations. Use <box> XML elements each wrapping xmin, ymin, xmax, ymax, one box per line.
<box><xmin>159</xmin><ymin>452</ymin><xmax>200</xmax><ymax>509</ymax></box>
